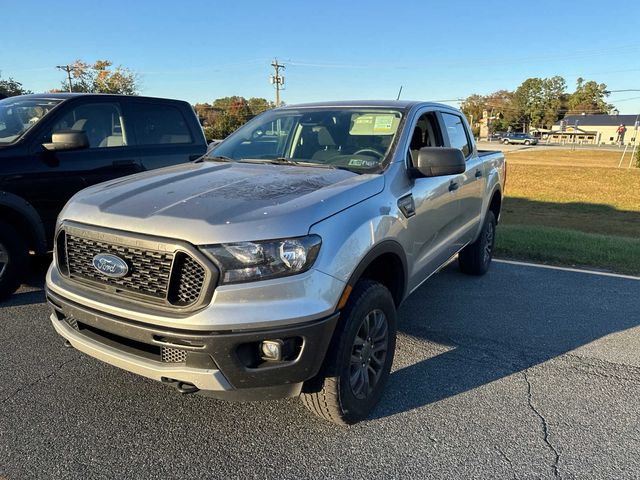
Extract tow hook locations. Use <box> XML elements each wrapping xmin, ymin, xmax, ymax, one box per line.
<box><xmin>161</xmin><ymin>377</ymin><xmax>200</xmax><ymax>395</ymax></box>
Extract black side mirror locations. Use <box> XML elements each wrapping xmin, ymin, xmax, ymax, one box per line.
<box><xmin>411</xmin><ymin>147</ymin><xmax>465</xmax><ymax>178</ymax></box>
<box><xmin>42</xmin><ymin>130</ymin><xmax>90</xmax><ymax>152</ymax></box>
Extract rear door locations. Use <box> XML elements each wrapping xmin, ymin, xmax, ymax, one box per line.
<box><xmin>125</xmin><ymin>101</ymin><xmax>207</xmax><ymax>171</ymax></box>
<box><xmin>440</xmin><ymin>111</ymin><xmax>485</xmax><ymax>245</ymax></box>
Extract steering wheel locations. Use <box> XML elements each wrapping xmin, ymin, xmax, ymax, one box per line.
<box><xmin>352</xmin><ymin>148</ymin><xmax>383</xmax><ymax>159</ymax></box>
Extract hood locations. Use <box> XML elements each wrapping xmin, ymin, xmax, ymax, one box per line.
<box><xmin>60</xmin><ymin>161</ymin><xmax>384</xmax><ymax>244</ymax></box>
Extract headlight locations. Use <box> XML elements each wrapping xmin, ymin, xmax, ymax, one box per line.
<box><xmin>201</xmin><ymin>235</ymin><xmax>321</xmax><ymax>284</ymax></box>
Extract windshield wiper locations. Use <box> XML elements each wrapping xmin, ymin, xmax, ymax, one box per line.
<box><xmin>239</xmin><ymin>157</ymin><xmax>299</xmax><ymax>166</ymax></box>
<box><xmin>198</xmin><ymin>155</ymin><xmax>235</xmax><ymax>163</ymax></box>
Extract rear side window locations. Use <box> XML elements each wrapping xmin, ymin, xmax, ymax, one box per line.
<box><xmin>131</xmin><ymin>103</ymin><xmax>193</xmax><ymax>145</ymax></box>
<box><xmin>441</xmin><ymin>112</ymin><xmax>470</xmax><ymax>157</ymax></box>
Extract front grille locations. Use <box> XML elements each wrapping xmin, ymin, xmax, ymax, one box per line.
<box><xmin>65</xmin><ymin>234</ymin><xmax>173</xmax><ymax>299</ymax></box>
<box><xmin>161</xmin><ymin>347</ymin><xmax>187</xmax><ymax>363</ymax></box>
<box><xmin>57</xmin><ymin>226</ymin><xmax>214</xmax><ymax>309</ymax></box>
<box><xmin>169</xmin><ymin>253</ymin><xmax>207</xmax><ymax>306</ymax></box>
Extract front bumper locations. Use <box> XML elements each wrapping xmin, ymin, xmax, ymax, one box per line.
<box><xmin>46</xmin><ymin>263</ymin><xmax>345</xmax><ymax>331</ymax></box>
<box><xmin>47</xmin><ymin>289</ymin><xmax>339</xmax><ymax>399</ymax></box>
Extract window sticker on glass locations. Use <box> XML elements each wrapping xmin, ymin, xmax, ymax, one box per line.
<box><xmin>350</xmin><ymin>113</ymin><xmax>400</xmax><ymax>135</ymax></box>
<box><xmin>348</xmin><ymin>158</ymin><xmax>378</xmax><ymax>167</ymax></box>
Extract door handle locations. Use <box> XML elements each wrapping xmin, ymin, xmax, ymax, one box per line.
<box><xmin>475</xmin><ymin>170</ymin><xmax>483</xmax><ymax>179</ymax></box>
<box><xmin>113</xmin><ymin>159</ymin><xmax>136</xmax><ymax>166</ymax></box>
<box><xmin>448</xmin><ymin>181</ymin><xmax>459</xmax><ymax>192</ymax></box>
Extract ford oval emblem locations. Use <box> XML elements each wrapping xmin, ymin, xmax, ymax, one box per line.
<box><xmin>92</xmin><ymin>254</ymin><xmax>129</xmax><ymax>278</ymax></box>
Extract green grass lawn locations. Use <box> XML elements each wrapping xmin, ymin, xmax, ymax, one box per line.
<box><xmin>496</xmin><ymin>225</ymin><xmax>640</xmax><ymax>275</ymax></box>
<box><xmin>495</xmin><ymin>150</ymin><xmax>640</xmax><ymax>275</ymax></box>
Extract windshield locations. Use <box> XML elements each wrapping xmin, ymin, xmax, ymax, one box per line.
<box><xmin>209</xmin><ymin>108</ymin><xmax>403</xmax><ymax>173</ymax></box>
<box><xmin>0</xmin><ymin>97</ymin><xmax>63</xmax><ymax>144</ymax></box>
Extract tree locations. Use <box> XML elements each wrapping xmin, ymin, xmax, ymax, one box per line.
<box><xmin>461</xmin><ymin>90</ymin><xmax>521</xmax><ymax>133</ymax></box>
<box><xmin>541</xmin><ymin>76</ymin><xmax>567</xmax><ymax>128</ymax></box>
<box><xmin>513</xmin><ymin>78</ymin><xmax>546</xmax><ymax>129</ymax></box>
<box><xmin>195</xmin><ymin>96</ymin><xmax>275</xmax><ymax>140</ymax></box>
<box><xmin>568</xmin><ymin>78</ymin><xmax>612</xmax><ymax>114</ymax></box>
<box><xmin>58</xmin><ymin>59</ymin><xmax>139</xmax><ymax>95</ymax></box>
<box><xmin>0</xmin><ymin>76</ymin><xmax>31</xmax><ymax>97</ymax></box>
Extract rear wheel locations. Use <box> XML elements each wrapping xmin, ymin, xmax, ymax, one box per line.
<box><xmin>458</xmin><ymin>211</ymin><xmax>496</xmax><ymax>276</ymax></box>
<box><xmin>0</xmin><ymin>221</ymin><xmax>29</xmax><ymax>300</ymax></box>
<box><xmin>301</xmin><ymin>279</ymin><xmax>397</xmax><ymax>425</ymax></box>
<box><xmin>503</xmin><ymin>139</ymin><xmax>510</xmax><ymax>145</ymax></box>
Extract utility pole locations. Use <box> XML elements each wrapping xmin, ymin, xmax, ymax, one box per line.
<box><xmin>270</xmin><ymin>59</ymin><xmax>285</xmax><ymax>107</ymax></box>
<box><xmin>56</xmin><ymin>65</ymin><xmax>73</xmax><ymax>92</ymax></box>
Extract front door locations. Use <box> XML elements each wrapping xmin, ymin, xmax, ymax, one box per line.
<box><xmin>28</xmin><ymin>100</ymin><xmax>142</xmax><ymax>237</ymax></box>
<box><xmin>404</xmin><ymin>111</ymin><xmax>462</xmax><ymax>292</ymax></box>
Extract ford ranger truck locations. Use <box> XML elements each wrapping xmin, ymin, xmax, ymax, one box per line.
<box><xmin>46</xmin><ymin>101</ymin><xmax>505</xmax><ymax>425</ymax></box>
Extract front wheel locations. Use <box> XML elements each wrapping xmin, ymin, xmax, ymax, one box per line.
<box><xmin>503</xmin><ymin>139</ymin><xmax>510</xmax><ymax>145</ymax></box>
<box><xmin>524</xmin><ymin>140</ymin><xmax>531</xmax><ymax>145</ymax></box>
<box><xmin>458</xmin><ymin>211</ymin><xmax>496</xmax><ymax>276</ymax></box>
<box><xmin>301</xmin><ymin>279</ymin><xmax>397</xmax><ymax>425</ymax></box>
<box><xmin>0</xmin><ymin>221</ymin><xmax>29</xmax><ymax>300</ymax></box>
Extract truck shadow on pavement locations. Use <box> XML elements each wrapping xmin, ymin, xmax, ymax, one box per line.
<box><xmin>373</xmin><ymin>262</ymin><xmax>640</xmax><ymax>419</ymax></box>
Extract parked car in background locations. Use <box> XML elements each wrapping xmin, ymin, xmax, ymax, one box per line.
<box><xmin>0</xmin><ymin>93</ymin><xmax>207</xmax><ymax>298</ymax></box>
<box><xmin>47</xmin><ymin>100</ymin><xmax>505</xmax><ymax>424</ymax></box>
<box><xmin>500</xmin><ymin>132</ymin><xmax>538</xmax><ymax>145</ymax></box>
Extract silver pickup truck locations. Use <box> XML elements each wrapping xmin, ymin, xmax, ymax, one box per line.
<box><xmin>46</xmin><ymin>100</ymin><xmax>505</xmax><ymax>424</ymax></box>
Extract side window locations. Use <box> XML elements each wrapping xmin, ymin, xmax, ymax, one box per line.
<box><xmin>131</xmin><ymin>103</ymin><xmax>193</xmax><ymax>145</ymax></box>
<box><xmin>50</xmin><ymin>103</ymin><xmax>127</xmax><ymax>148</ymax></box>
<box><xmin>441</xmin><ymin>112</ymin><xmax>470</xmax><ymax>157</ymax></box>
<box><xmin>408</xmin><ymin>112</ymin><xmax>442</xmax><ymax>165</ymax></box>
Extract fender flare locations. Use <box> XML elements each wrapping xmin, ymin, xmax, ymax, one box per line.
<box><xmin>0</xmin><ymin>191</ymin><xmax>48</xmax><ymax>254</ymax></box>
<box><xmin>344</xmin><ymin>239</ymin><xmax>408</xmax><ymax>307</ymax></box>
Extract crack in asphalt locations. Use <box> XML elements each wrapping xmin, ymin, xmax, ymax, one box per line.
<box><xmin>0</xmin><ymin>357</ymin><xmax>77</xmax><ymax>406</ymax></box>
<box><xmin>495</xmin><ymin>446</ymin><xmax>517</xmax><ymax>480</ymax></box>
<box><xmin>523</xmin><ymin>370</ymin><xmax>561</xmax><ymax>480</ymax></box>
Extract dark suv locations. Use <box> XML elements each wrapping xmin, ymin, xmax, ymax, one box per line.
<box><xmin>0</xmin><ymin>93</ymin><xmax>207</xmax><ymax>298</ymax></box>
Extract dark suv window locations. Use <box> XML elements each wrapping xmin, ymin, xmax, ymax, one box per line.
<box><xmin>441</xmin><ymin>112</ymin><xmax>470</xmax><ymax>157</ymax></box>
<box><xmin>49</xmin><ymin>102</ymin><xmax>127</xmax><ymax>148</ymax></box>
<box><xmin>131</xmin><ymin>103</ymin><xmax>193</xmax><ymax>145</ymax></box>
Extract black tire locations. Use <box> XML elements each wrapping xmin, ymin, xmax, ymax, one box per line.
<box><xmin>301</xmin><ymin>279</ymin><xmax>397</xmax><ymax>425</ymax></box>
<box><xmin>0</xmin><ymin>221</ymin><xmax>29</xmax><ymax>300</ymax></box>
<box><xmin>503</xmin><ymin>139</ymin><xmax>510</xmax><ymax>145</ymax></box>
<box><xmin>458</xmin><ymin>211</ymin><xmax>496</xmax><ymax>276</ymax></box>
<box><xmin>524</xmin><ymin>140</ymin><xmax>531</xmax><ymax>145</ymax></box>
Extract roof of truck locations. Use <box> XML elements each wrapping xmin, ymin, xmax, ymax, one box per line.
<box><xmin>279</xmin><ymin>100</ymin><xmax>452</xmax><ymax>110</ymax></box>
<box><xmin>5</xmin><ymin>93</ymin><xmax>186</xmax><ymax>103</ymax></box>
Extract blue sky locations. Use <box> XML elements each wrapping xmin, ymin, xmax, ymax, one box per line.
<box><xmin>2</xmin><ymin>0</ymin><xmax>639</xmax><ymax>112</ymax></box>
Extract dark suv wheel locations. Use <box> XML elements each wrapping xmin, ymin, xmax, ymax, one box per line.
<box><xmin>0</xmin><ymin>221</ymin><xmax>28</xmax><ymax>300</ymax></box>
<box><xmin>301</xmin><ymin>279</ymin><xmax>397</xmax><ymax>425</ymax></box>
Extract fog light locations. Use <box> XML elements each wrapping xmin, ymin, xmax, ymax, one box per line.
<box><xmin>260</xmin><ymin>340</ymin><xmax>283</xmax><ymax>361</ymax></box>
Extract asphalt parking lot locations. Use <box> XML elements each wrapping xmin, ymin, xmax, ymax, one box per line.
<box><xmin>1</xmin><ymin>260</ymin><xmax>639</xmax><ymax>479</ymax></box>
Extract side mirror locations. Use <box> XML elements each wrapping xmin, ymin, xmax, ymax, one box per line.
<box><xmin>411</xmin><ymin>147</ymin><xmax>465</xmax><ymax>178</ymax></box>
<box><xmin>42</xmin><ymin>130</ymin><xmax>90</xmax><ymax>152</ymax></box>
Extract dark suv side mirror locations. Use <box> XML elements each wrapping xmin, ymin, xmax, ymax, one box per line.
<box><xmin>42</xmin><ymin>130</ymin><xmax>90</xmax><ymax>152</ymax></box>
<box><xmin>411</xmin><ymin>147</ymin><xmax>465</xmax><ymax>178</ymax></box>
